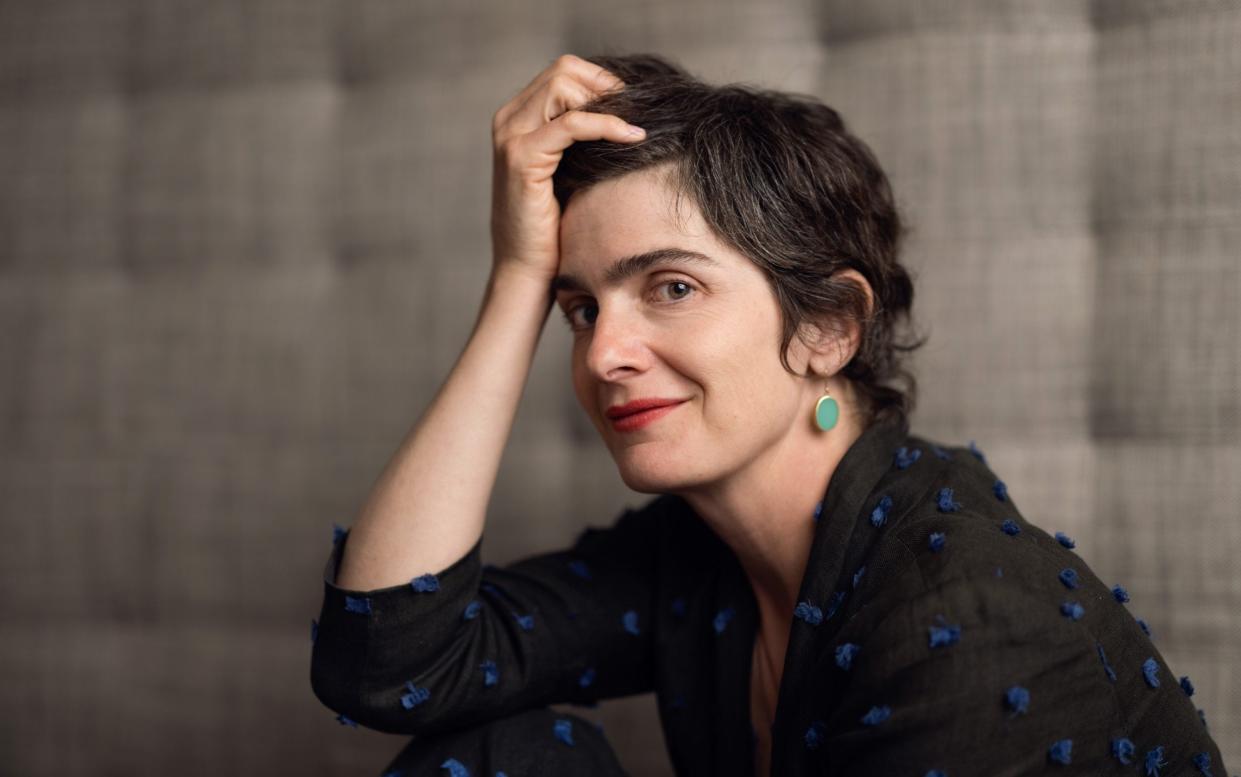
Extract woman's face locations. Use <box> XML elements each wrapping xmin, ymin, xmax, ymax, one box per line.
<box><xmin>554</xmin><ymin>166</ymin><xmax>818</xmax><ymax>493</ymax></box>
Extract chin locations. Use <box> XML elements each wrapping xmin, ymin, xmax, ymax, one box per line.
<box><xmin>615</xmin><ymin>466</ymin><xmax>676</xmax><ymax>494</ymax></box>
<box><xmin>611</xmin><ymin>442</ymin><xmax>716</xmax><ymax>494</ymax></box>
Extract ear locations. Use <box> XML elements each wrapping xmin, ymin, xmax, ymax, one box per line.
<box><xmin>794</xmin><ymin>268</ymin><xmax>875</xmax><ymax>377</ymax></box>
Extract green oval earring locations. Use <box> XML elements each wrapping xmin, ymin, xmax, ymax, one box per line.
<box><xmin>815</xmin><ymin>384</ymin><xmax>839</xmax><ymax>432</ymax></box>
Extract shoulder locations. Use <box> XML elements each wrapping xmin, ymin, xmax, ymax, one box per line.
<box><xmin>808</xmin><ymin>436</ymin><xmax>1218</xmax><ymax>772</ymax></box>
<box><xmin>839</xmin><ymin>432</ymin><xmax>1139</xmax><ymax>664</ymax></box>
<box><xmin>864</xmin><ymin>433</ymin><xmax>1081</xmax><ymax>594</ymax></box>
<box><xmin>834</xmin><ymin>431</ymin><xmax>1157</xmax><ymax>703</ymax></box>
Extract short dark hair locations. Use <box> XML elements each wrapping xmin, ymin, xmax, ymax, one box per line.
<box><xmin>553</xmin><ymin>53</ymin><xmax>927</xmax><ymax>432</ymax></box>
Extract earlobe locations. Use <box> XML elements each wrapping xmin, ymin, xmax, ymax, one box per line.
<box><xmin>817</xmin><ymin>268</ymin><xmax>874</xmax><ymax>373</ymax></box>
<box><xmin>788</xmin><ymin>267</ymin><xmax>874</xmax><ymax>376</ymax></box>
<box><xmin>797</xmin><ymin>316</ymin><xmax>859</xmax><ymax>377</ymax></box>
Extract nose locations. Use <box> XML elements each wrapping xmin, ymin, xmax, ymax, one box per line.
<box><xmin>583</xmin><ymin>301</ymin><xmax>649</xmax><ymax>382</ymax></box>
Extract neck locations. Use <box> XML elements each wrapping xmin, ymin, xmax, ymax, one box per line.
<box><xmin>678</xmin><ymin>388</ymin><xmax>868</xmax><ymax>648</ymax></box>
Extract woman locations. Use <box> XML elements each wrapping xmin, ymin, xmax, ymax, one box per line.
<box><xmin>310</xmin><ymin>54</ymin><xmax>1227</xmax><ymax>776</ymax></box>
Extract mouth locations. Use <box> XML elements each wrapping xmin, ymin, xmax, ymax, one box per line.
<box><xmin>606</xmin><ymin>398</ymin><xmax>688</xmax><ymax>432</ymax></box>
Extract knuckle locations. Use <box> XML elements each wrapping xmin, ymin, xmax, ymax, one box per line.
<box><xmin>493</xmin><ymin>135</ymin><xmax>512</xmax><ymax>160</ymax></box>
<box><xmin>497</xmin><ymin>136</ymin><xmax>523</xmax><ymax>166</ymax></box>
<box><xmin>554</xmin><ymin>53</ymin><xmax>579</xmax><ymax>69</ymax></box>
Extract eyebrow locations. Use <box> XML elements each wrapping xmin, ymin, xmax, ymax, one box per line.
<box><xmin>551</xmin><ymin>248</ymin><xmax>721</xmax><ymax>296</ymax></box>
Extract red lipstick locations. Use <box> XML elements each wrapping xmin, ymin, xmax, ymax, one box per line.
<box><xmin>605</xmin><ymin>398</ymin><xmax>687</xmax><ymax>432</ymax></box>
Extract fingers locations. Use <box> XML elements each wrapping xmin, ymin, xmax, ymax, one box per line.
<box><xmin>510</xmin><ymin>109</ymin><xmax>645</xmax><ymax>167</ymax></box>
<box><xmin>502</xmin><ymin>54</ymin><xmax>624</xmax><ymax>124</ymax></box>
<box><xmin>493</xmin><ymin>54</ymin><xmax>626</xmax><ymax>143</ymax></box>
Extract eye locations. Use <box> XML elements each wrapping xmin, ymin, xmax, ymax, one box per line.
<box><xmin>558</xmin><ymin>278</ymin><xmax>698</xmax><ymax>332</ymax></box>
<box><xmin>656</xmin><ymin>279</ymin><xmax>695</xmax><ymax>302</ymax></box>
<box><xmin>560</xmin><ymin>301</ymin><xmax>597</xmax><ymax>331</ymax></box>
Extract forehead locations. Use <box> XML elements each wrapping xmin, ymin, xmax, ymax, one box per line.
<box><xmin>559</xmin><ymin>165</ymin><xmax>709</xmax><ymax>263</ymax></box>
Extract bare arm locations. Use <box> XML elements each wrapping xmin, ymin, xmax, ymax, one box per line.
<box><xmin>334</xmin><ymin>54</ymin><xmax>641</xmax><ymax>591</ymax></box>
<box><xmin>335</xmin><ymin>266</ymin><xmax>553</xmax><ymax>591</ymax></box>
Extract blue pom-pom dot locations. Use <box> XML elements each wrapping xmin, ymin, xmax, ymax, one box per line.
<box><xmin>835</xmin><ymin>642</ymin><xmax>860</xmax><ymax>671</ymax></box>
<box><xmin>804</xmin><ymin>720</ymin><xmax>827</xmax><ymax>750</ymax></box>
<box><xmin>928</xmin><ymin>532</ymin><xmax>946</xmax><ymax>552</ymax></box>
<box><xmin>993</xmin><ymin>479</ymin><xmax>1008</xmax><ymax>502</ymax></box>
<box><xmin>1048</xmin><ymin>738</ymin><xmax>1073</xmax><ymax>766</ymax></box>
<box><xmin>1055</xmin><ymin>531</ymin><xmax>1076</xmax><ymax>549</ymax></box>
<box><xmin>441</xmin><ymin>758</ymin><xmax>470</xmax><ymax>777</ymax></box>
<box><xmin>713</xmin><ymin>607</ymin><xmax>736</xmax><ymax>635</ymax></box>
<box><xmin>1058</xmin><ymin>568</ymin><xmax>1079</xmax><ymax>589</ymax></box>
<box><xmin>462</xmin><ymin>600</ymin><xmax>481</xmax><ymax>620</ymax></box>
<box><xmin>935</xmin><ymin>487</ymin><xmax>962</xmax><ymax>513</ymax></box>
<box><xmin>1004</xmin><ymin>685</ymin><xmax>1030</xmax><ymax>715</ymax></box>
<box><xmin>480</xmin><ymin>660</ymin><xmax>498</xmax><ymax>687</ymax></box>
<box><xmin>968</xmin><ymin>440</ymin><xmax>987</xmax><ymax>463</ymax></box>
<box><xmin>1001</xmin><ymin>519</ymin><xmax>1021</xmax><ymax>536</ymax></box>
<box><xmin>621</xmin><ymin>610</ymin><xmax>640</xmax><ymax>636</ymax></box>
<box><xmin>1136</xmin><ymin>617</ymin><xmax>1153</xmax><ymax>637</ymax></box>
<box><xmin>813</xmin><ymin>500</ymin><xmax>823</xmax><ymax>523</ymax></box>
<box><xmin>1144</xmin><ymin>745</ymin><xmax>1167</xmax><ymax>776</ymax></box>
<box><xmin>1059</xmin><ymin>601</ymin><xmax>1085</xmax><ymax>621</ymax></box>
<box><xmin>1142</xmin><ymin>657</ymin><xmax>1161</xmax><ymax>688</ymax></box>
<box><xmin>410</xmin><ymin>573</ymin><xmax>440</xmax><ymax>593</ymax></box>
<box><xmin>552</xmin><ymin>718</ymin><xmax>575</xmax><ymax>746</ymax></box>
<box><xmin>925</xmin><ymin>771</ymin><xmax>948</xmax><ymax>777</ymax></box>
<box><xmin>928</xmin><ymin>617</ymin><xmax>961</xmax><ymax>648</ymax></box>
<box><xmin>337</xmin><ymin>713</ymin><xmax>359</xmax><ymax>727</ymax></box>
<box><xmin>1111</xmin><ymin>737</ymin><xmax>1135</xmax><ymax>765</ymax></box>
<box><xmin>344</xmin><ymin>595</ymin><xmax>372</xmax><ymax>615</ymax></box>
<box><xmin>567</xmin><ymin>560</ymin><xmax>591</xmax><ymax>580</ymax></box>
<box><xmin>870</xmin><ymin>495</ymin><xmax>893</xmax><ymax>528</ymax></box>
<box><xmin>1112</xmin><ymin>584</ymin><xmax>1130</xmax><ymax>603</ymax></box>
<box><xmin>579</xmin><ymin>667</ymin><xmax>596</xmax><ymax>688</ymax></box>
<box><xmin>1180</xmin><ymin>675</ymin><xmax>1195</xmax><ymax>696</ymax></box>
<box><xmin>860</xmin><ymin>705</ymin><xmax>891</xmax><ymax>726</ymax></box>
<box><xmin>794</xmin><ymin>601</ymin><xmax>823</xmax><ymax>626</ymax></box>
<box><xmin>894</xmin><ymin>446</ymin><xmax>922</xmax><ymax>470</ymax></box>
<box><xmin>332</xmin><ymin>523</ymin><xmax>347</xmax><ymax>545</ymax></box>
<box><xmin>1192</xmin><ymin>752</ymin><xmax>1213</xmax><ymax>776</ymax></box>
<box><xmin>515</xmin><ymin>614</ymin><xmax>535</xmax><ymax>631</ymax></box>
<box><xmin>932</xmin><ymin>445</ymin><xmax>952</xmax><ymax>460</ymax></box>
<box><xmin>401</xmin><ymin>682</ymin><xmax>431</xmax><ymax>710</ymax></box>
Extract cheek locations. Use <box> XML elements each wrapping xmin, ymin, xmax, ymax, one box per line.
<box><xmin>696</xmin><ymin>317</ymin><xmax>797</xmax><ymax>418</ymax></box>
<box><xmin>569</xmin><ymin>352</ymin><xmax>595</xmax><ymax>414</ymax></box>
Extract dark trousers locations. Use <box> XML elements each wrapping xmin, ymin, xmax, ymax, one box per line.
<box><xmin>379</xmin><ymin>707</ymin><xmax>630</xmax><ymax>777</ymax></box>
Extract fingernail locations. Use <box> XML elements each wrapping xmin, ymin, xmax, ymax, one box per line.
<box><xmin>626</xmin><ymin>125</ymin><xmax>646</xmax><ymax>138</ymax></box>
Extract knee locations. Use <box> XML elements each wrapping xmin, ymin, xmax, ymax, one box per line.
<box><xmin>380</xmin><ymin>707</ymin><xmax>627</xmax><ymax>777</ymax></box>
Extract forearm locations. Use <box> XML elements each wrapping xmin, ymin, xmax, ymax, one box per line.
<box><xmin>335</xmin><ymin>265</ymin><xmax>554</xmax><ymax>591</ymax></box>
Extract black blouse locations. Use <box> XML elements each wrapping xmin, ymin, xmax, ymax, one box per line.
<box><xmin>310</xmin><ymin>416</ymin><xmax>1229</xmax><ymax>776</ymax></box>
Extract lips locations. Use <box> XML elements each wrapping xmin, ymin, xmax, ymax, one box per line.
<box><xmin>605</xmin><ymin>398</ymin><xmax>686</xmax><ymax>419</ymax></box>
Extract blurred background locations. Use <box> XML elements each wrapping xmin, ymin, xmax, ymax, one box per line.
<box><xmin>1</xmin><ymin>0</ymin><xmax>1238</xmax><ymax>774</ymax></box>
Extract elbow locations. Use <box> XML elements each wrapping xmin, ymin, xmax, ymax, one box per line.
<box><xmin>309</xmin><ymin>643</ymin><xmax>368</xmax><ymax>728</ymax></box>
<box><xmin>309</xmin><ymin>642</ymin><xmax>441</xmax><ymax>736</ymax></box>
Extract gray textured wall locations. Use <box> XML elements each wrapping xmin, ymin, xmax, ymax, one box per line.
<box><xmin>0</xmin><ymin>1</ymin><xmax>1237</xmax><ymax>775</ymax></box>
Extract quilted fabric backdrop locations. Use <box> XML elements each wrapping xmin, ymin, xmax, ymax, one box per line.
<box><xmin>0</xmin><ymin>1</ymin><xmax>1237</xmax><ymax>775</ymax></box>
